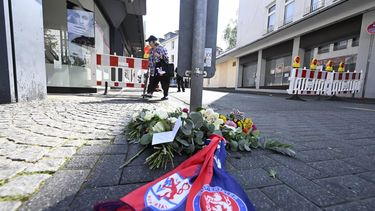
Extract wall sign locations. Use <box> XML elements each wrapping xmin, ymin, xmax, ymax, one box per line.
<box><xmin>367</xmin><ymin>22</ymin><xmax>375</xmax><ymax>34</ymax></box>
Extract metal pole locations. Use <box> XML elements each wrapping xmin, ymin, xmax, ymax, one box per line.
<box><xmin>362</xmin><ymin>34</ymin><xmax>374</xmax><ymax>98</ymax></box>
<box><xmin>190</xmin><ymin>0</ymin><xmax>208</xmax><ymax>111</ymax></box>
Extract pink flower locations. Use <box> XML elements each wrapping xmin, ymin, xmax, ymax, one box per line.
<box><xmin>225</xmin><ymin>120</ymin><xmax>237</xmax><ymax>128</ymax></box>
<box><xmin>252</xmin><ymin>124</ymin><xmax>257</xmax><ymax>131</ymax></box>
<box><xmin>182</xmin><ymin>108</ymin><xmax>189</xmax><ymax>113</ymax></box>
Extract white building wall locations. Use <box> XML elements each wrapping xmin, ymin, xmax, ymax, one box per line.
<box><xmin>161</xmin><ymin>36</ymin><xmax>179</xmax><ymax>68</ymax></box>
<box><xmin>237</xmin><ymin>0</ymin><xmax>341</xmax><ymax>47</ymax></box>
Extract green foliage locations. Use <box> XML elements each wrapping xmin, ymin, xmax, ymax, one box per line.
<box><xmin>223</xmin><ymin>19</ymin><xmax>237</xmax><ymax>50</ymax></box>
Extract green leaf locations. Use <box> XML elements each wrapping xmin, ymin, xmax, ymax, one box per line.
<box><xmin>185</xmin><ymin>143</ymin><xmax>195</xmax><ymax>154</ymax></box>
<box><xmin>140</xmin><ymin>134</ymin><xmax>152</xmax><ymax>145</ymax></box>
<box><xmin>230</xmin><ymin>141</ymin><xmax>239</xmax><ymax>151</ymax></box>
<box><xmin>212</xmin><ymin>130</ymin><xmax>223</xmax><ymax>136</ymax></box>
<box><xmin>181</xmin><ymin>119</ymin><xmax>193</xmax><ymax>136</ymax></box>
<box><xmin>189</xmin><ymin>112</ymin><xmax>204</xmax><ymax>128</ymax></box>
<box><xmin>268</xmin><ymin>169</ymin><xmax>277</xmax><ymax>178</ymax></box>
<box><xmin>176</xmin><ymin>137</ymin><xmax>190</xmax><ymax>147</ymax></box>
<box><xmin>238</xmin><ymin>139</ymin><xmax>246</xmax><ymax>151</ymax></box>
<box><xmin>244</xmin><ymin>142</ymin><xmax>252</xmax><ymax>152</ymax></box>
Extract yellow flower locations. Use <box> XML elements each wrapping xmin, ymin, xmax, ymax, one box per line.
<box><xmin>219</xmin><ymin>114</ymin><xmax>227</xmax><ymax>123</ymax></box>
<box><xmin>243</xmin><ymin>118</ymin><xmax>253</xmax><ymax>129</ymax></box>
<box><xmin>236</xmin><ymin>120</ymin><xmax>243</xmax><ymax>128</ymax></box>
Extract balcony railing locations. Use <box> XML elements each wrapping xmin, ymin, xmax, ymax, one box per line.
<box><xmin>304</xmin><ymin>0</ymin><xmax>325</xmax><ymax>15</ymax></box>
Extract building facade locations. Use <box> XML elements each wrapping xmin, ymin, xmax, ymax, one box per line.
<box><xmin>214</xmin><ymin>0</ymin><xmax>375</xmax><ymax>98</ymax></box>
<box><xmin>160</xmin><ymin>31</ymin><xmax>179</xmax><ymax>68</ymax></box>
<box><xmin>0</xmin><ymin>0</ymin><xmax>146</xmax><ymax>103</ymax></box>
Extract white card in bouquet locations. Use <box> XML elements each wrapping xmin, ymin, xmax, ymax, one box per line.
<box><xmin>152</xmin><ymin>118</ymin><xmax>182</xmax><ymax>145</ymax></box>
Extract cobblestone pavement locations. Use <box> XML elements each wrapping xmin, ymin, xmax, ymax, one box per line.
<box><xmin>0</xmin><ymin>92</ymin><xmax>183</xmax><ymax>211</ymax></box>
<box><xmin>1</xmin><ymin>89</ymin><xmax>375</xmax><ymax>210</ymax></box>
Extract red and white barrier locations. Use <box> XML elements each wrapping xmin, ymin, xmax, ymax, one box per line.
<box><xmin>95</xmin><ymin>54</ymin><xmax>149</xmax><ymax>89</ymax></box>
<box><xmin>287</xmin><ymin>68</ymin><xmax>363</xmax><ymax>96</ymax></box>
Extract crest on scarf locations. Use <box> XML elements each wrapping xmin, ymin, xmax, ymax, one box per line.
<box><xmin>145</xmin><ymin>173</ymin><xmax>191</xmax><ymax>210</ymax></box>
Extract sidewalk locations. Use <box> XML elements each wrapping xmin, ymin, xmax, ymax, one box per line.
<box><xmin>1</xmin><ymin>89</ymin><xmax>375</xmax><ymax>210</ymax></box>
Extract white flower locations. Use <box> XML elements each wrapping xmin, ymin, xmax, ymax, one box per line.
<box><xmin>181</xmin><ymin>112</ymin><xmax>188</xmax><ymax>119</ymax></box>
<box><xmin>155</xmin><ymin>110</ymin><xmax>168</xmax><ymax>119</ymax></box>
<box><xmin>204</xmin><ymin>108</ymin><xmax>215</xmax><ymax>117</ymax></box>
<box><xmin>144</xmin><ymin>111</ymin><xmax>154</xmax><ymax>121</ymax></box>
<box><xmin>132</xmin><ymin>112</ymin><xmax>139</xmax><ymax>121</ymax></box>
<box><xmin>213</xmin><ymin>119</ymin><xmax>224</xmax><ymax>130</ymax></box>
<box><xmin>152</xmin><ymin>121</ymin><xmax>165</xmax><ymax>133</ymax></box>
<box><xmin>168</xmin><ymin>117</ymin><xmax>177</xmax><ymax>124</ymax></box>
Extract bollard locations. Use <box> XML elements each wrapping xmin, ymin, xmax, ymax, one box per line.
<box><xmin>104</xmin><ymin>81</ymin><xmax>108</xmax><ymax>95</ymax></box>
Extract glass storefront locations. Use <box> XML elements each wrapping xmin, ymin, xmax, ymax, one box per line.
<box><xmin>265</xmin><ymin>55</ymin><xmax>292</xmax><ymax>86</ymax></box>
<box><xmin>43</xmin><ymin>0</ymin><xmax>109</xmax><ymax>88</ymax></box>
<box><xmin>241</xmin><ymin>62</ymin><xmax>257</xmax><ymax>87</ymax></box>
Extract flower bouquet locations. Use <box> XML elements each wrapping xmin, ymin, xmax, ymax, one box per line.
<box><xmin>124</xmin><ymin>107</ymin><xmax>295</xmax><ymax>169</ymax></box>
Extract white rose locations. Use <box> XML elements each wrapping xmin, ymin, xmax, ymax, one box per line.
<box><xmin>181</xmin><ymin>112</ymin><xmax>188</xmax><ymax>119</ymax></box>
<box><xmin>204</xmin><ymin>108</ymin><xmax>215</xmax><ymax>117</ymax></box>
<box><xmin>144</xmin><ymin>111</ymin><xmax>154</xmax><ymax>121</ymax></box>
<box><xmin>213</xmin><ymin>119</ymin><xmax>223</xmax><ymax>130</ymax></box>
<box><xmin>168</xmin><ymin>117</ymin><xmax>177</xmax><ymax>124</ymax></box>
<box><xmin>155</xmin><ymin>110</ymin><xmax>168</xmax><ymax>119</ymax></box>
<box><xmin>152</xmin><ymin>121</ymin><xmax>165</xmax><ymax>133</ymax></box>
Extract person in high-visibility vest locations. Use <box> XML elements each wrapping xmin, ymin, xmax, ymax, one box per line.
<box><xmin>310</xmin><ymin>58</ymin><xmax>318</xmax><ymax>70</ymax></box>
<box><xmin>325</xmin><ymin>60</ymin><xmax>333</xmax><ymax>72</ymax></box>
<box><xmin>338</xmin><ymin>61</ymin><xmax>345</xmax><ymax>72</ymax></box>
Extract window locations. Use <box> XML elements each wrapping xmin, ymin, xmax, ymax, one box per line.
<box><xmin>333</xmin><ymin>40</ymin><xmax>347</xmax><ymax>51</ymax></box>
<box><xmin>171</xmin><ymin>55</ymin><xmax>175</xmax><ymax>63</ymax></box>
<box><xmin>318</xmin><ymin>44</ymin><xmax>330</xmax><ymax>54</ymax></box>
<box><xmin>172</xmin><ymin>41</ymin><xmax>175</xmax><ymax>49</ymax></box>
<box><xmin>284</xmin><ymin>0</ymin><xmax>294</xmax><ymax>25</ymax></box>
<box><xmin>352</xmin><ymin>36</ymin><xmax>359</xmax><ymax>47</ymax></box>
<box><xmin>310</xmin><ymin>0</ymin><xmax>324</xmax><ymax>12</ymax></box>
<box><xmin>267</xmin><ymin>4</ymin><xmax>276</xmax><ymax>33</ymax></box>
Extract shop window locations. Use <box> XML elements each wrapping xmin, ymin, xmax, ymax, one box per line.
<box><xmin>265</xmin><ymin>55</ymin><xmax>292</xmax><ymax>86</ymax></box>
<box><xmin>284</xmin><ymin>0</ymin><xmax>294</xmax><ymax>25</ymax></box>
<box><xmin>267</xmin><ymin>4</ymin><xmax>276</xmax><ymax>33</ymax></box>
<box><xmin>352</xmin><ymin>37</ymin><xmax>359</xmax><ymax>47</ymax></box>
<box><xmin>318</xmin><ymin>45</ymin><xmax>330</xmax><ymax>54</ymax></box>
<box><xmin>333</xmin><ymin>40</ymin><xmax>347</xmax><ymax>51</ymax></box>
<box><xmin>241</xmin><ymin>62</ymin><xmax>257</xmax><ymax>87</ymax></box>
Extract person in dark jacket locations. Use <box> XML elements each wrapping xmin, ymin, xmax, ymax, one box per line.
<box><xmin>175</xmin><ymin>67</ymin><xmax>185</xmax><ymax>92</ymax></box>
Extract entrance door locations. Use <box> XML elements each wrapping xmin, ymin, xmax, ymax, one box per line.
<box><xmin>242</xmin><ymin>62</ymin><xmax>257</xmax><ymax>87</ymax></box>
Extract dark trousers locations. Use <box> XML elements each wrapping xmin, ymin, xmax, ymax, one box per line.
<box><xmin>147</xmin><ymin>75</ymin><xmax>170</xmax><ymax>97</ymax></box>
<box><xmin>176</xmin><ymin>75</ymin><xmax>185</xmax><ymax>91</ymax></box>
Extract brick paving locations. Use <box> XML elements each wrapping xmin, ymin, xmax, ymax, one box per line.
<box><xmin>1</xmin><ymin>89</ymin><xmax>375</xmax><ymax>210</ymax></box>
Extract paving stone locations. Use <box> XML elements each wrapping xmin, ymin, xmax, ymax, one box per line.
<box><xmin>357</xmin><ymin>171</ymin><xmax>375</xmax><ymax>184</ymax></box>
<box><xmin>76</xmin><ymin>145</ymin><xmax>126</xmax><ymax>155</ymax></box>
<box><xmin>25</xmin><ymin>158</ymin><xmax>66</xmax><ymax>173</ymax></box>
<box><xmin>5</xmin><ymin>146</ymin><xmax>50</xmax><ymax>162</ymax></box>
<box><xmin>120</xmin><ymin>165</ymin><xmax>170</xmax><ymax>184</ymax></box>
<box><xmin>64</xmin><ymin>155</ymin><xmax>100</xmax><ymax>169</ymax></box>
<box><xmin>325</xmin><ymin>197</ymin><xmax>375</xmax><ymax>211</ymax></box>
<box><xmin>69</xmin><ymin>183</ymin><xmax>144</xmax><ymax>211</ymax></box>
<box><xmin>233</xmin><ymin>168</ymin><xmax>282</xmax><ymax>189</ymax></box>
<box><xmin>308</xmin><ymin>160</ymin><xmax>365</xmax><ymax>177</ymax></box>
<box><xmin>296</xmin><ymin>149</ymin><xmax>345</xmax><ymax>162</ymax></box>
<box><xmin>19</xmin><ymin>170</ymin><xmax>90</xmax><ymax>211</ymax></box>
<box><xmin>113</xmin><ymin>134</ymin><xmax>127</xmax><ymax>145</ymax></box>
<box><xmin>269</xmin><ymin>166</ymin><xmax>345</xmax><ymax>207</ymax></box>
<box><xmin>314</xmin><ymin>175</ymin><xmax>375</xmax><ymax>200</ymax></box>
<box><xmin>0</xmin><ymin>174</ymin><xmax>51</xmax><ymax>197</ymax></box>
<box><xmin>0</xmin><ymin>201</ymin><xmax>22</xmax><ymax>211</ymax></box>
<box><xmin>343</xmin><ymin>155</ymin><xmax>375</xmax><ymax>171</ymax></box>
<box><xmin>85</xmin><ymin>155</ymin><xmax>125</xmax><ymax>188</ymax></box>
<box><xmin>45</xmin><ymin>147</ymin><xmax>76</xmax><ymax>158</ymax></box>
<box><xmin>85</xmin><ymin>139</ymin><xmax>112</xmax><ymax>145</ymax></box>
<box><xmin>228</xmin><ymin>154</ymin><xmax>280</xmax><ymax>170</ymax></box>
<box><xmin>261</xmin><ymin>185</ymin><xmax>321</xmax><ymax>210</ymax></box>
<box><xmin>268</xmin><ymin>154</ymin><xmax>327</xmax><ymax>179</ymax></box>
<box><xmin>62</xmin><ymin>139</ymin><xmax>87</xmax><ymax>147</ymax></box>
<box><xmin>246</xmin><ymin>189</ymin><xmax>278</xmax><ymax>211</ymax></box>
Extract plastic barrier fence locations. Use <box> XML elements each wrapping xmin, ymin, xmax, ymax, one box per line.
<box><xmin>287</xmin><ymin>68</ymin><xmax>363</xmax><ymax>96</ymax></box>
